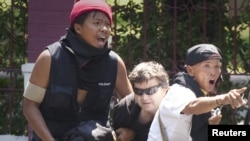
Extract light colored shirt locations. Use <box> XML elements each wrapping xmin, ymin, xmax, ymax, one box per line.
<box><xmin>147</xmin><ymin>84</ymin><xmax>196</xmax><ymax>141</ymax></box>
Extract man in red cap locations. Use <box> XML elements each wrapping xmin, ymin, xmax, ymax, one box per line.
<box><xmin>22</xmin><ymin>0</ymin><xmax>133</xmax><ymax>140</ymax></box>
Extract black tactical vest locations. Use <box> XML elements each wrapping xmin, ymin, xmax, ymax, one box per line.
<box><xmin>35</xmin><ymin>41</ymin><xmax>117</xmax><ymax>140</ymax></box>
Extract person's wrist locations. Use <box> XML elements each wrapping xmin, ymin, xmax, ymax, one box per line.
<box><xmin>216</xmin><ymin>99</ymin><xmax>220</xmax><ymax>106</ymax></box>
<box><xmin>215</xmin><ymin>96</ymin><xmax>223</xmax><ymax>106</ymax></box>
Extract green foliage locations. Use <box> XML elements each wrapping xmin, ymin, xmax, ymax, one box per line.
<box><xmin>0</xmin><ymin>0</ymin><xmax>27</xmax><ymax>67</ymax></box>
<box><xmin>112</xmin><ymin>0</ymin><xmax>250</xmax><ymax>74</ymax></box>
<box><xmin>0</xmin><ymin>0</ymin><xmax>28</xmax><ymax>135</ymax></box>
<box><xmin>0</xmin><ymin>74</ymin><xmax>27</xmax><ymax>135</ymax></box>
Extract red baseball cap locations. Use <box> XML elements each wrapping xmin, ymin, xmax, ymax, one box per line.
<box><xmin>70</xmin><ymin>0</ymin><xmax>112</xmax><ymax>26</ymax></box>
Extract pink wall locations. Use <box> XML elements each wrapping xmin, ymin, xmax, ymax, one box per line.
<box><xmin>27</xmin><ymin>0</ymin><xmax>73</xmax><ymax>62</ymax></box>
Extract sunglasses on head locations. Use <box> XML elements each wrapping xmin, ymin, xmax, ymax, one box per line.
<box><xmin>134</xmin><ymin>84</ymin><xmax>162</xmax><ymax>96</ymax></box>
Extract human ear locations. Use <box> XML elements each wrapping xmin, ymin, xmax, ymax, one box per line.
<box><xmin>74</xmin><ymin>24</ymin><xmax>81</xmax><ymax>34</ymax></box>
<box><xmin>186</xmin><ymin>66</ymin><xmax>194</xmax><ymax>77</ymax></box>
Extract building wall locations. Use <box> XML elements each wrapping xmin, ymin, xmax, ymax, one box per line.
<box><xmin>27</xmin><ymin>0</ymin><xmax>73</xmax><ymax>62</ymax></box>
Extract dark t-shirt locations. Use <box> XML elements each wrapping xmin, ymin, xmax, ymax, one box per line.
<box><xmin>112</xmin><ymin>94</ymin><xmax>152</xmax><ymax>141</ymax></box>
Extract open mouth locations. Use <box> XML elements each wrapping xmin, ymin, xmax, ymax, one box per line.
<box><xmin>209</xmin><ymin>80</ymin><xmax>215</xmax><ymax>84</ymax></box>
<box><xmin>97</xmin><ymin>37</ymin><xmax>105</xmax><ymax>43</ymax></box>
